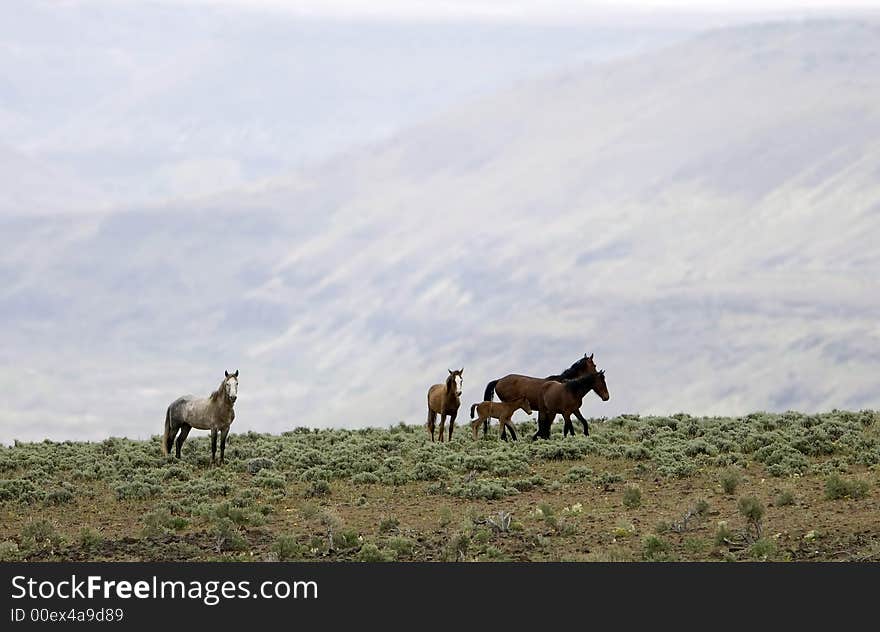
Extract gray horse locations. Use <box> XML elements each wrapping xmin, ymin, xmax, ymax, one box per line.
<box><xmin>163</xmin><ymin>370</ymin><xmax>238</xmax><ymax>465</ymax></box>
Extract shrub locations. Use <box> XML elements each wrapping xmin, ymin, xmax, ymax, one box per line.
<box><xmin>738</xmin><ymin>496</ymin><xmax>765</xmax><ymax>539</ymax></box>
<box><xmin>622</xmin><ymin>486</ymin><xmax>642</xmax><ymax>509</ymax></box>
<box><xmin>78</xmin><ymin>527</ymin><xmax>103</xmax><ymax>551</ymax></box>
<box><xmin>656</xmin><ymin>459</ymin><xmax>697</xmax><ymax>479</ymax></box>
<box><xmin>623</xmin><ymin>444</ymin><xmax>651</xmax><ymax>460</ymax></box>
<box><xmin>162</xmin><ymin>466</ymin><xmax>191</xmax><ymax>481</ymax></box>
<box><xmin>748</xmin><ymin>538</ymin><xmax>777</xmax><ymax>560</ymax></box>
<box><xmin>0</xmin><ymin>479</ymin><xmax>43</xmax><ymax>504</ymax></box>
<box><xmin>357</xmin><ymin>543</ymin><xmax>397</xmax><ymax>562</ymax></box>
<box><xmin>720</xmin><ymin>469</ymin><xmax>741</xmax><ymax>495</ymax></box>
<box><xmin>411</xmin><ymin>462</ymin><xmax>450</xmax><ymax>481</ymax></box>
<box><xmin>142</xmin><ymin>510</ymin><xmax>189</xmax><ymax>538</ymax></box>
<box><xmin>510</xmin><ymin>476</ymin><xmax>546</xmax><ymax>492</ymax></box>
<box><xmin>378</xmin><ymin>517</ymin><xmax>399</xmax><ymax>534</ymax></box>
<box><xmin>714</xmin><ymin>522</ymin><xmax>733</xmax><ymax>546</ymax></box>
<box><xmin>0</xmin><ymin>540</ymin><xmax>21</xmax><ymax>561</ymax></box>
<box><xmin>21</xmin><ymin>519</ymin><xmax>63</xmax><ymax>551</ymax></box>
<box><xmin>384</xmin><ymin>536</ymin><xmax>415</xmax><ymax>557</ymax></box>
<box><xmin>563</xmin><ymin>466</ymin><xmax>593</xmax><ymax>483</ymax></box>
<box><xmin>351</xmin><ymin>472</ymin><xmax>380</xmax><ymax>484</ymax></box>
<box><xmin>684</xmin><ymin>439</ymin><xmax>717</xmax><ymax>457</ymax></box>
<box><xmin>300</xmin><ymin>467</ymin><xmax>334</xmax><ymax>483</ymax></box>
<box><xmin>211</xmin><ymin>518</ymin><xmax>247</xmax><ymax>552</ymax></box>
<box><xmin>271</xmin><ymin>534</ymin><xmax>307</xmax><ymax>561</ymax></box>
<box><xmin>642</xmin><ymin>535</ymin><xmax>671</xmax><ymax>561</ymax></box>
<box><xmin>305</xmin><ymin>479</ymin><xmax>331</xmax><ymax>498</ymax></box>
<box><xmin>245</xmin><ymin>458</ymin><xmax>275</xmax><ymax>474</ymax></box>
<box><xmin>449</xmin><ymin>480</ymin><xmax>518</xmax><ymax>500</ymax></box>
<box><xmin>438</xmin><ymin>507</ymin><xmax>453</xmax><ymax>528</ymax></box>
<box><xmin>445</xmin><ymin>532</ymin><xmax>470</xmax><ymax>562</ymax></box>
<box><xmin>254</xmin><ymin>470</ymin><xmax>285</xmax><ymax>489</ymax></box>
<box><xmin>380</xmin><ymin>471</ymin><xmax>411</xmax><ymax>486</ymax></box>
<box><xmin>334</xmin><ymin>529</ymin><xmax>360</xmax><ymax>550</ymax></box>
<box><xmin>824</xmin><ymin>474</ymin><xmax>869</xmax><ymax>500</ymax></box>
<box><xmin>774</xmin><ymin>490</ymin><xmax>795</xmax><ymax>506</ymax></box>
<box><xmin>44</xmin><ymin>487</ymin><xmax>74</xmax><ymax>506</ymax></box>
<box><xmin>114</xmin><ymin>481</ymin><xmax>160</xmax><ymax>501</ymax></box>
<box><xmin>299</xmin><ymin>502</ymin><xmax>320</xmax><ymax>520</ymax></box>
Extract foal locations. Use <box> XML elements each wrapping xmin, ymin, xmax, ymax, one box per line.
<box><xmin>469</xmin><ymin>396</ymin><xmax>532</xmax><ymax>441</ymax></box>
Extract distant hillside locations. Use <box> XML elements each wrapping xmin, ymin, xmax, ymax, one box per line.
<box><xmin>0</xmin><ymin>0</ymin><xmax>685</xmax><ymax>208</ymax></box>
<box><xmin>2</xmin><ymin>20</ymin><xmax>879</xmax><ymax>442</ymax></box>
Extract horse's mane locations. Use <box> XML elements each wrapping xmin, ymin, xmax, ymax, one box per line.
<box><xmin>564</xmin><ymin>372</ymin><xmax>601</xmax><ymax>393</ymax></box>
<box><xmin>209</xmin><ymin>382</ymin><xmax>224</xmax><ymax>402</ymax></box>
<box><xmin>210</xmin><ymin>378</ymin><xmax>232</xmax><ymax>405</ymax></box>
<box><xmin>553</xmin><ymin>357</ymin><xmax>588</xmax><ymax>381</ymax></box>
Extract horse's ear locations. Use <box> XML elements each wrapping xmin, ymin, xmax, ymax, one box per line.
<box><xmin>460</xmin><ymin>368</ymin><xmax>464</xmax><ymax>374</ymax></box>
<box><xmin>225</xmin><ymin>370</ymin><xmax>230</xmax><ymax>378</ymax></box>
<box><xmin>448</xmin><ymin>369</ymin><xmax>453</xmax><ymax>375</ymax></box>
<box><xmin>233</xmin><ymin>370</ymin><xmax>239</xmax><ymax>378</ymax></box>
<box><xmin>589</xmin><ymin>353</ymin><xmax>594</xmax><ymax>360</ymax></box>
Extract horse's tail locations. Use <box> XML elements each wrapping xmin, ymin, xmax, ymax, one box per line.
<box><xmin>470</xmin><ymin>403</ymin><xmax>478</xmax><ymax>419</ymax></box>
<box><xmin>483</xmin><ymin>379</ymin><xmax>499</xmax><ymax>402</ymax></box>
<box><xmin>162</xmin><ymin>406</ymin><xmax>171</xmax><ymax>456</ymax></box>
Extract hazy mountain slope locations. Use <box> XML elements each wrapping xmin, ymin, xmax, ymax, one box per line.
<box><xmin>2</xmin><ymin>20</ymin><xmax>879</xmax><ymax>443</ymax></box>
<box><xmin>0</xmin><ymin>0</ymin><xmax>686</xmax><ymax>208</ymax></box>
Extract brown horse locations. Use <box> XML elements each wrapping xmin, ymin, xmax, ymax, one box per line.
<box><xmin>483</xmin><ymin>353</ymin><xmax>597</xmax><ymax>440</ymax></box>
<box><xmin>541</xmin><ymin>370</ymin><xmax>609</xmax><ymax>437</ymax></box>
<box><xmin>163</xmin><ymin>370</ymin><xmax>238</xmax><ymax>465</ymax></box>
<box><xmin>469</xmin><ymin>396</ymin><xmax>532</xmax><ymax>440</ymax></box>
<box><xmin>427</xmin><ymin>369</ymin><xmax>463</xmax><ymax>443</ymax></box>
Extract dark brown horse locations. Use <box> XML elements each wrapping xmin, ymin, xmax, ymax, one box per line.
<box><xmin>427</xmin><ymin>369</ymin><xmax>463</xmax><ymax>443</ymax></box>
<box><xmin>541</xmin><ymin>370</ymin><xmax>609</xmax><ymax>437</ymax></box>
<box><xmin>482</xmin><ymin>353</ymin><xmax>597</xmax><ymax>440</ymax></box>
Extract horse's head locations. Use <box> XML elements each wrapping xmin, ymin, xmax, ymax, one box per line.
<box><xmin>223</xmin><ymin>370</ymin><xmax>239</xmax><ymax>404</ymax></box>
<box><xmin>561</xmin><ymin>353</ymin><xmax>597</xmax><ymax>380</ymax></box>
<box><xmin>593</xmin><ymin>369</ymin><xmax>609</xmax><ymax>401</ymax></box>
<box><xmin>576</xmin><ymin>353</ymin><xmax>597</xmax><ymax>375</ymax></box>
<box><xmin>518</xmin><ymin>396</ymin><xmax>533</xmax><ymax>416</ymax></box>
<box><xmin>447</xmin><ymin>368</ymin><xmax>464</xmax><ymax>397</ymax></box>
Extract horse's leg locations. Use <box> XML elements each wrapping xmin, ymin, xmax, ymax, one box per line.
<box><xmin>210</xmin><ymin>428</ymin><xmax>218</xmax><ymax>465</ymax></box>
<box><xmin>175</xmin><ymin>424</ymin><xmax>191</xmax><ymax>459</ymax></box>
<box><xmin>448</xmin><ymin>411</ymin><xmax>457</xmax><ymax>442</ymax></box>
<box><xmin>427</xmin><ymin>409</ymin><xmax>436</xmax><ymax>442</ymax></box>
<box><xmin>534</xmin><ymin>411</ymin><xmax>551</xmax><ymax>440</ymax></box>
<box><xmin>532</xmin><ymin>411</ymin><xmax>543</xmax><ymax>441</ymax></box>
<box><xmin>545</xmin><ymin>412</ymin><xmax>556</xmax><ymax>439</ymax></box>
<box><xmin>574</xmin><ymin>409</ymin><xmax>590</xmax><ymax>436</ymax></box>
<box><xmin>506</xmin><ymin>418</ymin><xmax>518</xmax><ymax>441</ymax></box>
<box><xmin>220</xmin><ymin>427</ymin><xmax>230</xmax><ymax>465</ymax></box>
<box><xmin>437</xmin><ymin>414</ymin><xmax>446</xmax><ymax>443</ymax></box>
<box><xmin>471</xmin><ymin>415</ymin><xmax>484</xmax><ymax>440</ymax></box>
<box><xmin>166</xmin><ymin>420</ymin><xmax>179</xmax><ymax>455</ymax></box>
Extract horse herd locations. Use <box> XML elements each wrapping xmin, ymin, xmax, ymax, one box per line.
<box><xmin>426</xmin><ymin>353</ymin><xmax>610</xmax><ymax>443</ymax></box>
<box><xmin>161</xmin><ymin>353</ymin><xmax>609</xmax><ymax>464</ymax></box>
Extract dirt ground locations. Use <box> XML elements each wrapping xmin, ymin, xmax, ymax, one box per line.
<box><xmin>3</xmin><ymin>453</ymin><xmax>879</xmax><ymax>562</ymax></box>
